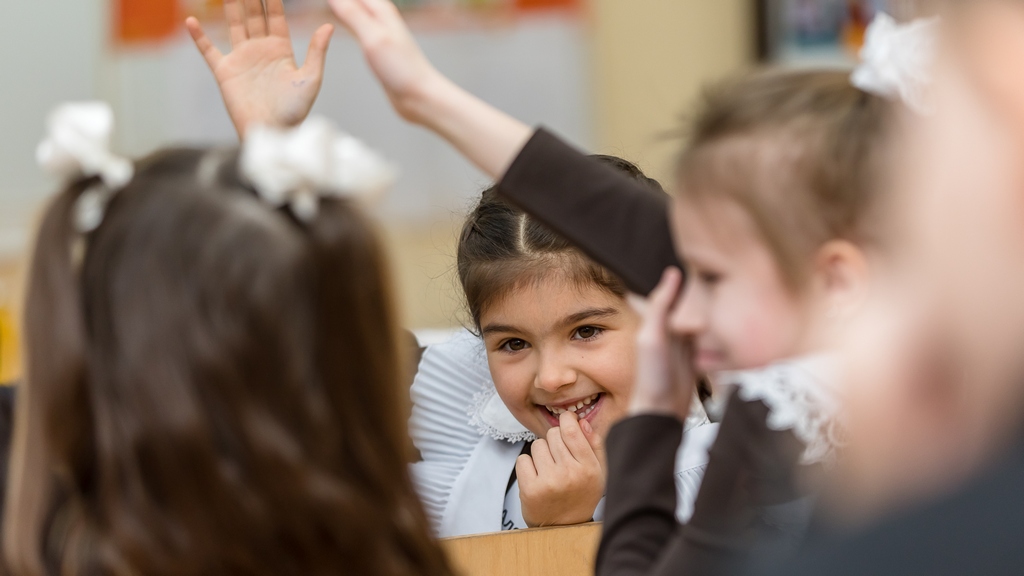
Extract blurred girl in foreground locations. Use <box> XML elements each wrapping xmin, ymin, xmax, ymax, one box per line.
<box><xmin>2</xmin><ymin>104</ymin><xmax>452</xmax><ymax>576</ymax></box>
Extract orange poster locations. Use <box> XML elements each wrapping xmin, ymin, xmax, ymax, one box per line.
<box><xmin>116</xmin><ymin>0</ymin><xmax>182</xmax><ymax>44</ymax></box>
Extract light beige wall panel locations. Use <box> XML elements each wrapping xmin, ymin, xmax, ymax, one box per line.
<box><xmin>590</xmin><ymin>0</ymin><xmax>755</xmax><ymax>183</ymax></box>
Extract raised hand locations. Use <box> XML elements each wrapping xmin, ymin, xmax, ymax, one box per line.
<box><xmin>628</xmin><ymin>267</ymin><xmax>696</xmax><ymax>419</ymax></box>
<box><xmin>329</xmin><ymin>0</ymin><xmax>531</xmax><ymax>178</ymax></box>
<box><xmin>516</xmin><ymin>412</ymin><xmax>607</xmax><ymax>528</ymax></box>
<box><xmin>328</xmin><ymin>0</ymin><xmax>442</xmax><ymax>124</ymax></box>
<box><xmin>186</xmin><ymin>0</ymin><xmax>335</xmax><ymax>138</ymax></box>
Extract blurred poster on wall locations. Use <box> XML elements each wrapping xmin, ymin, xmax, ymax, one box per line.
<box><xmin>185</xmin><ymin>0</ymin><xmax>581</xmax><ymax>24</ymax></box>
<box><xmin>759</xmin><ymin>0</ymin><xmax>925</xmax><ymax>66</ymax></box>
<box><xmin>115</xmin><ymin>0</ymin><xmax>181</xmax><ymax>44</ymax></box>
<box><xmin>117</xmin><ymin>0</ymin><xmax>582</xmax><ymax>44</ymax></box>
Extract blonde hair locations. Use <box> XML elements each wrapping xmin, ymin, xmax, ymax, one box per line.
<box><xmin>677</xmin><ymin>69</ymin><xmax>896</xmax><ymax>288</ymax></box>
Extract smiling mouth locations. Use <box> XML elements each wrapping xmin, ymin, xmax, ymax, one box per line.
<box><xmin>542</xmin><ymin>393</ymin><xmax>603</xmax><ymax>420</ymax></box>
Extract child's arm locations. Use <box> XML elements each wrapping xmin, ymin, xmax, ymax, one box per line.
<box><xmin>330</xmin><ymin>0</ymin><xmax>680</xmax><ymax>295</ymax></box>
<box><xmin>329</xmin><ymin>0</ymin><xmax>531</xmax><ymax>178</ymax></box>
<box><xmin>186</xmin><ymin>0</ymin><xmax>335</xmax><ymax>138</ymax></box>
<box><xmin>516</xmin><ymin>412</ymin><xmax>607</xmax><ymax>528</ymax></box>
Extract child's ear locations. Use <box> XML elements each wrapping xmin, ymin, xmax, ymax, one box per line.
<box><xmin>813</xmin><ymin>240</ymin><xmax>871</xmax><ymax>313</ymax></box>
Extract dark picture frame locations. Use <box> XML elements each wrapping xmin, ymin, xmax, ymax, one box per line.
<box><xmin>755</xmin><ymin>0</ymin><xmax>926</xmax><ymax>66</ymax></box>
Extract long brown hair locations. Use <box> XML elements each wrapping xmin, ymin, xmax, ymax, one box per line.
<box><xmin>5</xmin><ymin>148</ymin><xmax>453</xmax><ymax>576</ymax></box>
<box><xmin>677</xmin><ymin>69</ymin><xmax>897</xmax><ymax>288</ymax></box>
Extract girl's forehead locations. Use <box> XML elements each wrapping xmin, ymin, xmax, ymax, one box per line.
<box><xmin>479</xmin><ymin>274</ymin><xmax>627</xmax><ymax>330</ymax></box>
<box><xmin>671</xmin><ymin>195</ymin><xmax>765</xmax><ymax>259</ymax></box>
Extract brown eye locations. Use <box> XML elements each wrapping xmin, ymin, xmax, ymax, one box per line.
<box><xmin>502</xmin><ymin>339</ymin><xmax>528</xmax><ymax>352</ymax></box>
<box><xmin>573</xmin><ymin>326</ymin><xmax>602</xmax><ymax>340</ymax></box>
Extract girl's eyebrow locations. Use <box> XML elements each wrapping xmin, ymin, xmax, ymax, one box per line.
<box><xmin>481</xmin><ymin>323</ymin><xmax>520</xmax><ymax>336</ymax></box>
<box><xmin>558</xmin><ymin>307</ymin><xmax>620</xmax><ymax>329</ymax></box>
<box><xmin>481</xmin><ymin>307</ymin><xmax>619</xmax><ymax>337</ymax></box>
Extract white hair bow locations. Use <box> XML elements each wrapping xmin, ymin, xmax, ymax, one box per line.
<box><xmin>851</xmin><ymin>13</ymin><xmax>941</xmax><ymax>114</ymax></box>
<box><xmin>36</xmin><ymin>102</ymin><xmax>135</xmax><ymax>233</ymax></box>
<box><xmin>241</xmin><ymin>117</ymin><xmax>397</xmax><ymax>222</ymax></box>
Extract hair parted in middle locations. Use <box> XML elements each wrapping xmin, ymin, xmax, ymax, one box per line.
<box><xmin>457</xmin><ymin>155</ymin><xmax>665</xmax><ymax>330</ymax></box>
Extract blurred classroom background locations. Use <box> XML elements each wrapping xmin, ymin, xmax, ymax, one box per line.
<box><xmin>0</xmin><ymin>0</ymin><xmax>904</xmax><ymax>382</ymax></box>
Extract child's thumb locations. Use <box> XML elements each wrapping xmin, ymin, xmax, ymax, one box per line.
<box><xmin>580</xmin><ymin>419</ymin><xmax>607</xmax><ymax>473</ymax></box>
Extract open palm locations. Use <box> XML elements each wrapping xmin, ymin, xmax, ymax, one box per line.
<box><xmin>186</xmin><ymin>0</ymin><xmax>334</xmax><ymax>138</ymax></box>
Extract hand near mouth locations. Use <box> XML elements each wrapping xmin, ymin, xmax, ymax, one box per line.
<box><xmin>516</xmin><ymin>411</ymin><xmax>607</xmax><ymax>528</ymax></box>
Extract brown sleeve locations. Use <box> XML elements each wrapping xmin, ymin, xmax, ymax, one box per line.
<box><xmin>597</xmin><ymin>397</ymin><xmax>807</xmax><ymax>576</ymax></box>
<box><xmin>497</xmin><ymin>128</ymin><xmax>681</xmax><ymax>296</ymax></box>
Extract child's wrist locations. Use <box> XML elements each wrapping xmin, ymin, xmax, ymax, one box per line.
<box><xmin>399</xmin><ymin>72</ymin><xmax>460</xmax><ymax>129</ymax></box>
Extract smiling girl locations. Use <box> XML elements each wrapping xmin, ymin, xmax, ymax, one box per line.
<box><xmin>411</xmin><ymin>162</ymin><xmax>717</xmax><ymax>536</ymax></box>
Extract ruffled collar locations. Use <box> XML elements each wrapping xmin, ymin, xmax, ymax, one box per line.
<box><xmin>467</xmin><ymin>387</ymin><xmax>537</xmax><ymax>444</ymax></box>
<box><xmin>712</xmin><ymin>356</ymin><xmax>845</xmax><ymax>465</ymax></box>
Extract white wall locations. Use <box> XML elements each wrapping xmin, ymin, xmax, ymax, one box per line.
<box><xmin>0</xmin><ymin>8</ymin><xmax>592</xmax><ymax>248</ymax></box>
<box><xmin>0</xmin><ymin>0</ymin><xmax>105</xmax><ymax>258</ymax></box>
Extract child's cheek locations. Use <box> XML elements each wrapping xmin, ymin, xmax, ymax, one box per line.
<box><xmin>488</xmin><ymin>357</ymin><xmax>547</xmax><ymax>434</ymax></box>
<box><xmin>720</xmin><ymin>302</ymin><xmax>799</xmax><ymax>370</ymax></box>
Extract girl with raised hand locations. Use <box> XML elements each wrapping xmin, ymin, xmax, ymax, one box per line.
<box><xmin>3</xmin><ymin>104</ymin><xmax>452</xmax><ymax>576</ymax></box>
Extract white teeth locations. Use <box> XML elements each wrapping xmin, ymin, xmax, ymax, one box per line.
<box><xmin>545</xmin><ymin>394</ymin><xmax>601</xmax><ymax>417</ymax></box>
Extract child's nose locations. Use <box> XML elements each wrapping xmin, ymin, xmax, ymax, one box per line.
<box><xmin>534</xmin><ymin>351</ymin><xmax>577</xmax><ymax>393</ymax></box>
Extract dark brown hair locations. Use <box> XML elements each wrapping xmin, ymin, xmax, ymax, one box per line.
<box><xmin>677</xmin><ymin>69</ymin><xmax>897</xmax><ymax>288</ymax></box>
<box><xmin>457</xmin><ymin>155</ymin><xmax>663</xmax><ymax>329</ymax></box>
<box><xmin>5</xmin><ymin>148</ymin><xmax>453</xmax><ymax>576</ymax></box>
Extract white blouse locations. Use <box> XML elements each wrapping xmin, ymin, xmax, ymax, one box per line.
<box><xmin>409</xmin><ymin>329</ymin><xmax>719</xmax><ymax>538</ymax></box>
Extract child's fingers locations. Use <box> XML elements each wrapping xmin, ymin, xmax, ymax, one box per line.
<box><xmin>558</xmin><ymin>412</ymin><xmax>596</xmax><ymax>466</ymax></box>
<box><xmin>515</xmin><ymin>454</ymin><xmax>538</xmax><ymax>485</ymax></box>
<box><xmin>265</xmin><ymin>0</ymin><xmax>292</xmax><ymax>39</ymax></box>
<box><xmin>530</xmin><ymin>439</ymin><xmax>555</xmax><ymax>476</ymax></box>
<box><xmin>243</xmin><ymin>0</ymin><xmax>269</xmax><ymax>38</ymax></box>
<box><xmin>636</xmin><ymin>267</ymin><xmax>684</xmax><ymax>343</ymax></box>
<box><xmin>186</xmin><ymin>18</ymin><xmax>224</xmax><ymax>70</ymax></box>
<box><xmin>224</xmin><ymin>0</ymin><xmax>249</xmax><ymax>46</ymax></box>
<box><xmin>302</xmin><ymin>24</ymin><xmax>335</xmax><ymax>76</ymax></box>
<box><xmin>648</xmin><ymin>267</ymin><xmax>684</xmax><ymax>318</ymax></box>
<box><xmin>544</xmin><ymin>424</ymin><xmax>572</xmax><ymax>465</ymax></box>
<box><xmin>580</xmin><ymin>418</ymin><xmax>607</xmax><ymax>474</ymax></box>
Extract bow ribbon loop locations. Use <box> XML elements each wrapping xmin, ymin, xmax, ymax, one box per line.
<box><xmin>241</xmin><ymin>117</ymin><xmax>397</xmax><ymax>221</ymax></box>
<box><xmin>851</xmin><ymin>13</ymin><xmax>941</xmax><ymax>114</ymax></box>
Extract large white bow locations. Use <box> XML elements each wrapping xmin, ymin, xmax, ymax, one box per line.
<box><xmin>36</xmin><ymin>102</ymin><xmax>135</xmax><ymax>233</ymax></box>
<box><xmin>36</xmin><ymin>102</ymin><xmax>134</xmax><ymax>189</ymax></box>
<box><xmin>851</xmin><ymin>13</ymin><xmax>941</xmax><ymax>114</ymax></box>
<box><xmin>241</xmin><ymin>117</ymin><xmax>397</xmax><ymax>221</ymax></box>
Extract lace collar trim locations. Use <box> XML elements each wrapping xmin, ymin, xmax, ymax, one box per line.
<box><xmin>467</xmin><ymin>386</ymin><xmax>537</xmax><ymax>444</ymax></box>
<box><xmin>714</xmin><ymin>356</ymin><xmax>845</xmax><ymax>465</ymax></box>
